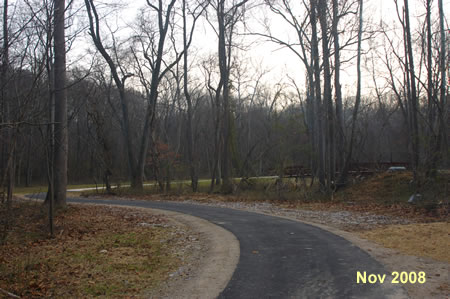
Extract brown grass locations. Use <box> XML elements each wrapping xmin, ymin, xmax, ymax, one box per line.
<box><xmin>0</xmin><ymin>201</ymin><xmax>185</xmax><ymax>298</ymax></box>
<box><xmin>360</xmin><ymin>222</ymin><xmax>450</xmax><ymax>263</ymax></box>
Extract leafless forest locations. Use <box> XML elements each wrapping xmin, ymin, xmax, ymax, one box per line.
<box><xmin>0</xmin><ymin>0</ymin><xmax>448</xmax><ymax>206</ymax></box>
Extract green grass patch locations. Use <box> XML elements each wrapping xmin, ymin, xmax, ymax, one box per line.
<box><xmin>13</xmin><ymin>183</ymin><xmax>104</xmax><ymax>195</ymax></box>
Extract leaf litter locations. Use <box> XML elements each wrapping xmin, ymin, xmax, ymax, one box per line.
<box><xmin>0</xmin><ymin>200</ymin><xmax>197</xmax><ymax>298</ymax></box>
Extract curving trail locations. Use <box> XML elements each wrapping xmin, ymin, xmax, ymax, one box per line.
<box><xmin>68</xmin><ymin>197</ymin><xmax>407</xmax><ymax>299</ymax></box>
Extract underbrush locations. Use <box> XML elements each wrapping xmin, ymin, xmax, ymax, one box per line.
<box><xmin>85</xmin><ymin>171</ymin><xmax>449</xmax><ymax>221</ymax></box>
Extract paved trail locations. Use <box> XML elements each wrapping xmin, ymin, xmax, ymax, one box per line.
<box><xmin>68</xmin><ymin>197</ymin><xmax>407</xmax><ymax>298</ymax></box>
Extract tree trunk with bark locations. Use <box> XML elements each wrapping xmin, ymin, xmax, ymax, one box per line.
<box><xmin>434</xmin><ymin>0</ymin><xmax>448</xmax><ymax>168</ymax></box>
<box><xmin>318</xmin><ymin>0</ymin><xmax>334</xmax><ymax>192</ymax></box>
<box><xmin>310</xmin><ymin>0</ymin><xmax>325</xmax><ymax>189</ymax></box>
<box><xmin>217</xmin><ymin>0</ymin><xmax>233</xmax><ymax>193</ymax></box>
<box><xmin>339</xmin><ymin>0</ymin><xmax>364</xmax><ymax>186</ymax></box>
<box><xmin>53</xmin><ymin>0</ymin><xmax>67</xmax><ymax>208</ymax></box>
<box><xmin>332</xmin><ymin>0</ymin><xmax>345</xmax><ymax>175</ymax></box>
<box><xmin>404</xmin><ymin>0</ymin><xmax>420</xmax><ymax>182</ymax></box>
<box><xmin>183</xmin><ymin>0</ymin><xmax>198</xmax><ymax>192</ymax></box>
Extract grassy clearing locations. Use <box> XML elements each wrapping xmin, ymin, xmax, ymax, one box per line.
<box><xmin>0</xmin><ymin>201</ymin><xmax>186</xmax><ymax>298</ymax></box>
<box><xmin>13</xmin><ymin>183</ymin><xmax>103</xmax><ymax>195</ymax></box>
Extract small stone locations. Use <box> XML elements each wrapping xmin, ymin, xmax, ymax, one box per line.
<box><xmin>100</xmin><ymin>249</ymin><xmax>108</xmax><ymax>254</ymax></box>
<box><xmin>408</xmin><ymin>193</ymin><xmax>422</xmax><ymax>203</ymax></box>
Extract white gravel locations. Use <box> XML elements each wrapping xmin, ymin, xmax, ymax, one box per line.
<box><xmin>179</xmin><ymin>200</ymin><xmax>412</xmax><ymax>231</ymax></box>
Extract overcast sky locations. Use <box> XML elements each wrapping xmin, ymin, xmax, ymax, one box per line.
<box><xmin>71</xmin><ymin>0</ymin><xmax>449</xmax><ymax>98</ymax></box>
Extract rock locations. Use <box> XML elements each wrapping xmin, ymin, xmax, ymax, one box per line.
<box><xmin>408</xmin><ymin>193</ymin><xmax>422</xmax><ymax>203</ymax></box>
<box><xmin>99</xmin><ymin>249</ymin><xmax>108</xmax><ymax>254</ymax></box>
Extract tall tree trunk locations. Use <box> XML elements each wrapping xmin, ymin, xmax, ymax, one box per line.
<box><xmin>134</xmin><ymin>0</ymin><xmax>176</xmax><ymax>190</ymax></box>
<box><xmin>318</xmin><ymin>0</ymin><xmax>334</xmax><ymax>191</ymax></box>
<box><xmin>310</xmin><ymin>0</ymin><xmax>325</xmax><ymax>189</ymax></box>
<box><xmin>404</xmin><ymin>0</ymin><xmax>420</xmax><ymax>182</ymax></box>
<box><xmin>44</xmin><ymin>20</ymin><xmax>55</xmax><ymax>206</ymax></box>
<box><xmin>339</xmin><ymin>0</ymin><xmax>364</xmax><ymax>185</ymax></box>
<box><xmin>425</xmin><ymin>0</ymin><xmax>437</xmax><ymax>176</ymax></box>
<box><xmin>306</xmin><ymin>68</ymin><xmax>316</xmax><ymax>178</ymax></box>
<box><xmin>25</xmin><ymin>135</ymin><xmax>32</xmax><ymax>187</ymax></box>
<box><xmin>1</xmin><ymin>0</ymin><xmax>13</xmax><ymax>207</ymax></box>
<box><xmin>183</xmin><ymin>0</ymin><xmax>198</xmax><ymax>192</ymax></box>
<box><xmin>53</xmin><ymin>0</ymin><xmax>68</xmax><ymax>207</ymax></box>
<box><xmin>434</xmin><ymin>0</ymin><xmax>448</xmax><ymax>167</ymax></box>
<box><xmin>332</xmin><ymin>0</ymin><xmax>345</xmax><ymax>175</ymax></box>
<box><xmin>208</xmin><ymin>81</ymin><xmax>222</xmax><ymax>192</ymax></box>
<box><xmin>217</xmin><ymin>0</ymin><xmax>232</xmax><ymax>193</ymax></box>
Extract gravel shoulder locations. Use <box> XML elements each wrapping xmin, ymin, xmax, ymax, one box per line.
<box><xmin>142</xmin><ymin>207</ymin><xmax>240</xmax><ymax>299</ymax></box>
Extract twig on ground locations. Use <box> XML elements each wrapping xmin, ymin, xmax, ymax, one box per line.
<box><xmin>0</xmin><ymin>287</ymin><xmax>21</xmax><ymax>298</ymax></box>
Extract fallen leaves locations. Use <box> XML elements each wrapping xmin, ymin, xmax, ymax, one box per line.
<box><xmin>0</xmin><ymin>201</ymin><xmax>191</xmax><ymax>298</ymax></box>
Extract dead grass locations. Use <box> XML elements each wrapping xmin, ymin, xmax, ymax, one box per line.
<box><xmin>0</xmin><ymin>200</ymin><xmax>186</xmax><ymax>298</ymax></box>
<box><xmin>360</xmin><ymin>222</ymin><xmax>450</xmax><ymax>263</ymax></box>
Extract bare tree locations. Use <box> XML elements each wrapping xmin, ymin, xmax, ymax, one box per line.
<box><xmin>317</xmin><ymin>0</ymin><xmax>334</xmax><ymax>192</ymax></box>
<box><xmin>211</xmin><ymin>0</ymin><xmax>249</xmax><ymax>193</ymax></box>
<box><xmin>332</xmin><ymin>0</ymin><xmax>344</xmax><ymax>175</ymax></box>
<box><xmin>181</xmin><ymin>0</ymin><xmax>206</xmax><ymax>192</ymax></box>
<box><xmin>84</xmin><ymin>0</ymin><xmax>137</xmax><ymax>188</ymax></box>
<box><xmin>201</xmin><ymin>55</ymin><xmax>223</xmax><ymax>191</ymax></box>
<box><xmin>257</xmin><ymin>0</ymin><xmax>318</xmax><ymax>182</ymax></box>
<box><xmin>405</xmin><ymin>0</ymin><xmax>420</xmax><ymax>182</ymax></box>
<box><xmin>310</xmin><ymin>0</ymin><xmax>325</xmax><ymax>188</ymax></box>
<box><xmin>1</xmin><ymin>0</ymin><xmax>12</xmax><ymax>206</ymax></box>
<box><xmin>339</xmin><ymin>0</ymin><xmax>363</xmax><ymax>185</ymax></box>
<box><xmin>53</xmin><ymin>0</ymin><xmax>68</xmax><ymax>208</ymax></box>
<box><xmin>434</xmin><ymin>0</ymin><xmax>448</xmax><ymax>169</ymax></box>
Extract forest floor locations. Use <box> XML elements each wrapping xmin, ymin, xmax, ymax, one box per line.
<box><xmin>0</xmin><ymin>201</ymin><xmax>208</xmax><ymax>298</ymax></box>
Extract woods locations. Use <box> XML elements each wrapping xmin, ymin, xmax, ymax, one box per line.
<box><xmin>0</xmin><ymin>1</ymin><xmax>449</xmax><ymax>297</ymax></box>
<box><xmin>0</xmin><ymin>0</ymin><xmax>448</xmax><ymax>198</ymax></box>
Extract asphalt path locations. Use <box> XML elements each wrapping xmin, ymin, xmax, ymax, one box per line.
<box><xmin>35</xmin><ymin>195</ymin><xmax>408</xmax><ymax>298</ymax></box>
